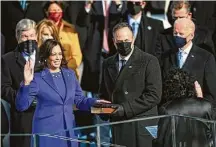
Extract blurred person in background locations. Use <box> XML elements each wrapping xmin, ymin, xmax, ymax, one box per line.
<box><xmin>43</xmin><ymin>1</ymin><xmax>82</xmax><ymax>79</ymax></box>
<box><xmin>109</xmin><ymin>0</ymin><xmax>164</xmax><ymax>57</ymax></box>
<box><xmin>1</xmin><ymin>1</ymin><xmax>45</xmax><ymax>53</ymax></box>
<box><xmin>1</xmin><ymin>19</ymin><xmax>40</xmax><ymax>147</ymax></box>
<box><xmin>156</xmin><ymin>68</ymin><xmax>214</xmax><ymax>147</ymax></box>
<box><xmin>76</xmin><ymin>0</ymin><xmax>127</xmax><ymax>94</ymax></box>
<box><xmin>36</xmin><ymin>19</ymin><xmax>60</xmax><ymax>48</ymax></box>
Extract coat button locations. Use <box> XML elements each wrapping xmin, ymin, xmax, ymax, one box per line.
<box><xmin>125</xmin><ymin>91</ymin><xmax>128</xmax><ymax>95</ymax></box>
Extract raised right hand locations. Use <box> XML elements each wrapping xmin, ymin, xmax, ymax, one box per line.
<box><xmin>24</xmin><ymin>60</ymin><xmax>34</xmax><ymax>85</ymax></box>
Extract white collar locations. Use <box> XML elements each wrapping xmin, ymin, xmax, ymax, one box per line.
<box><xmin>179</xmin><ymin>42</ymin><xmax>193</xmax><ymax>54</ymax></box>
<box><xmin>128</xmin><ymin>14</ymin><xmax>142</xmax><ymax>26</ymax></box>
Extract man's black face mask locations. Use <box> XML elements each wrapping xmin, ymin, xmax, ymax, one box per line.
<box><xmin>127</xmin><ymin>2</ymin><xmax>142</xmax><ymax>15</ymax></box>
<box><xmin>18</xmin><ymin>40</ymin><xmax>37</xmax><ymax>55</ymax></box>
<box><xmin>116</xmin><ymin>42</ymin><xmax>132</xmax><ymax>56</ymax></box>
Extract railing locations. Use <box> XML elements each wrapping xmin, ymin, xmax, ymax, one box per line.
<box><xmin>2</xmin><ymin>115</ymin><xmax>216</xmax><ymax>147</ymax></box>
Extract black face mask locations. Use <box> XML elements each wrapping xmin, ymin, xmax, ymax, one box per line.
<box><xmin>18</xmin><ymin>40</ymin><xmax>38</xmax><ymax>55</ymax></box>
<box><xmin>127</xmin><ymin>2</ymin><xmax>142</xmax><ymax>15</ymax></box>
<box><xmin>116</xmin><ymin>42</ymin><xmax>132</xmax><ymax>56</ymax></box>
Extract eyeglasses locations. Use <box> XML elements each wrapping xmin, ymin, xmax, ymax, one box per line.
<box><xmin>128</xmin><ymin>1</ymin><xmax>141</xmax><ymax>6</ymax></box>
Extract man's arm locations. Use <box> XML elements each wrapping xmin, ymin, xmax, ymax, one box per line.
<box><xmin>121</xmin><ymin>56</ymin><xmax>162</xmax><ymax>119</ymax></box>
<box><xmin>98</xmin><ymin>60</ymin><xmax>109</xmax><ymax>101</ymax></box>
<box><xmin>203</xmin><ymin>54</ymin><xmax>216</xmax><ymax>108</ymax></box>
<box><xmin>1</xmin><ymin>57</ymin><xmax>17</xmax><ymax>106</ymax></box>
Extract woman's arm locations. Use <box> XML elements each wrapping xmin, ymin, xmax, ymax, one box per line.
<box><xmin>15</xmin><ymin>78</ymin><xmax>39</xmax><ymax>111</ymax></box>
<box><xmin>15</xmin><ymin>60</ymin><xmax>39</xmax><ymax>111</ymax></box>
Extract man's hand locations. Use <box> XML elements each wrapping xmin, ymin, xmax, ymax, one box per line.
<box><xmin>111</xmin><ymin>104</ymin><xmax>124</xmax><ymax>117</ymax></box>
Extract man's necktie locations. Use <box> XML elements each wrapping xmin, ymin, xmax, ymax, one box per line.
<box><xmin>103</xmin><ymin>0</ymin><xmax>109</xmax><ymax>53</ymax></box>
<box><xmin>178</xmin><ymin>51</ymin><xmax>184</xmax><ymax>68</ymax></box>
<box><xmin>120</xmin><ymin>59</ymin><xmax>126</xmax><ymax>71</ymax></box>
<box><xmin>20</xmin><ymin>0</ymin><xmax>27</xmax><ymax>10</ymax></box>
<box><xmin>132</xmin><ymin>22</ymin><xmax>138</xmax><ymax>38</ymax></box>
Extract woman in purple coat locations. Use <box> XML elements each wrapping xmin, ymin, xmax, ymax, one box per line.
<box><xmin>15</xmin><ymin>39</ymin><xmax>110</xmax><ymax>147</ymax></box>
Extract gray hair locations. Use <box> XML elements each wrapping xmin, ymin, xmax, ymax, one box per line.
<box><xmin>16</xmin><ymin>19</ymin><xmax>36</xmax><ymax>41</ymax></box>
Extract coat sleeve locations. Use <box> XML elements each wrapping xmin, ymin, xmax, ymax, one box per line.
<box><xmin>1</xmin><ymin>57</ymin><xmax>16</xmax><ymax>105</ymax></box>
<box><xmin>73</xmin><ymin>71</ymin><xmax>97</xmax><ymax>111</ymax></box>
<box><xmin>15</xmin><ymin>78</ymin><xmax>39</xmax><ymax>111</ymax></box>
<box><xmin>203</xmin><ymin>54</ymin><xmax>216</xmax><ymax>109</ymax></box>
<box><xmin>121</xmin><ymin>56</ymin><xmax>162</xmax><ymax>119</ymax></box>
<box><xmin>98</xmin><ymin>60</ymin><xmax>109</xmax><ymax>101</ymax></box>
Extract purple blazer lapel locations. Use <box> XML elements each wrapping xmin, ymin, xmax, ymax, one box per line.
<box><xmin>41</xmin><ymin>68</ymin><xmax>64</xmax><ymax>101</ymax></box>
<box><xmin>61</xmin><ymin>68</ymin><xmax>73</xmax><ymax>103</ymax></box>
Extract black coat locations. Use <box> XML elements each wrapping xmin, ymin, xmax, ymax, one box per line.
<box><xmin>156</xmin><ymin>98</ymin><xmax>213</xmax><ymax>147</ymax></box>
<box><xmin>1</xmin><ymin>1</ymin><xmax>45</xmax><ymax>53</ymax></box>
<box><xmin>1</xmin><ymin>49</ymin><xmax>40</xmax><ymax>147</ymax></box>
<box><xmin>161</xmin><ymin>44</ymin><xmax>216</xmax><ymax>108</ymax></box>
<box><xmin>109</xmin><ymin>12</ymin><xmax>164</xmax><ymax>56</ymax></box>
<box><xmin>77</xmin><ymin>1</ymin><xmax>127</xmax><ymax>92</ymax></box>
<box><xmin>99</xmin><ymin>47</ymin><xmax>162</xmax><ymax>147</ymax></box>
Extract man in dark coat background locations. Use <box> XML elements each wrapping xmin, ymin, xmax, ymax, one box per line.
<box><xmin>1</xmin><ymin>19</ymin><xmax>40</xmax><ymax>147</ymax></box>
<box><xmin>109</xmin><ymin>0</ymin><xmax>164</xmax><ymax>57</ymax></box>
<box><xmin>99</xmin><ymin>22</ymin><xmax>162</xmax><ymax>147</ymax></box>
<box><xmin>77</xmin><ymin>0</ymin><xmax>127</xmax><ymax>93</ymax></box>
<box><xmin>1</xmin><ymin>1</ymin><xmax>45</xmax><ymax>53</ymax></box>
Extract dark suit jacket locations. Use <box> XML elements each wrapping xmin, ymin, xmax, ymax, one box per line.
<box><xmin>109</xmin><ymin>12</ymin><xmax>164</xmax><ymax>56</ymax></box>
<box><xmin>1</xmin><ymin>1</ymin><xmax>45</xmax><ymax>53</ymax></box>
<box><xmin>156</xmin><ymin>27</ymin><xmax>215</xmax><ymax>65</ymax></box>
<box><xmin>1</xmin><ymin>33</ymin><xmax>5</xmax><ymax>55</ymax></box>
<box><xmin>161</xmin><ymin>44</ymin><xmax>216</xmax><ymax>108</ymax></box>
<box><xmin>77</xmin><ymin>1</ymin><xmax>127</xmax><ymax>92</ymax></box>
<box><xmin>156</xmin><ymin>98</ymin><xmax>213</xmax><ymax>147</ymax></box>
<box><xmin>99</xmin><ymin>47</ymin><xmax>162</xmax><ymax>147</ymax></box>
<box><xmin>1</xmin><ymin>48</ymin><xmax>40</xmax><ymax>147</ymax></box>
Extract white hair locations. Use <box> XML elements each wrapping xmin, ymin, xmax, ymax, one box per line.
<box><xmin>16</xmin><ymin>19</ymin><xmax>36</xmax><ymax>41</ymax></box>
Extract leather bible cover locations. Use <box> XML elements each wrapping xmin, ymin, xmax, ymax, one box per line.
<box><xmin>91</xmin><ymin>107</ymin><xmax>115</xmax><ymax>114</ymax></box>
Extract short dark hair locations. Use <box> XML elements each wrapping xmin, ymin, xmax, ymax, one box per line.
<box><xmin>171</xmin><ymin>1</ymin><xmax>191</xmax><ymax>15</ymax></box>
<box><xmin>39</xmin><ymin>39</ymin><xmax>67</xmax><ymax>69</ymax></box>
<box><xmin>163</xmin><ymin>68</ymin><xmax>196</xmax><ymax>102</ymax></box>
<box><xmin>43</xmin><ymin>1</ymin><xmax>68</xmax><ymax>15</ymax></box>
<box><xmin>112</xmin><ymin>22</ymin><xmax>133</xmax><ymax>37</ymax></box>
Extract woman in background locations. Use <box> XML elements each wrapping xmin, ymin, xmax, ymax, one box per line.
<box><xmin>36</xmin><ymin>19</ymin><xmax>59</xmax><ymax>47</ymax></box>
<box><xmin>15</xmin><ymin>39</ymin><xmax>110</xmax><ymax>147</ymax></box>
<box><xmin>43</xmin><ymin>1</ymin><xmax>82</xmax><ymax>79</ymax></box>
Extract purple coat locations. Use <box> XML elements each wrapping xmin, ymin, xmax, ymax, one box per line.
<box><xmin>16</xmin><ymin>68</ymin><xmax>96</xmax><ymax>147</ymax></box>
